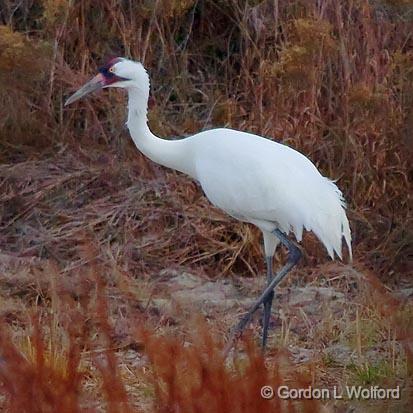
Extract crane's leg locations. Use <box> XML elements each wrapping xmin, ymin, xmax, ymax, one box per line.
<box><xmin>224</xmin><ymin>229</ymin><xmax>301</xmax><ymax>356</ymax></box>
<box><xmin>262</xmin><ymin>256</ymin><xmax>274</xmax><ymax>349</ymax></box>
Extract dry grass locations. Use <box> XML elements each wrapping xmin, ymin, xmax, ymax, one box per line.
<box><xmin>0</xmin><ymin>0</ymin><xmax>411</xmax><ymax>279</ymax></box>
<box><xmin>0</xmin><ymin>0</ymin><xmax>412</xmax><ymax>411</ymax></box>
<box><xmin>0</xmin><ymin>263</ymin><xmax>324</xmax><ymax>413</ymax></box>
<box><xmin>0</xmin><ymin>256</ymin><xmax>411</xmax><ymax>412</ymax></box>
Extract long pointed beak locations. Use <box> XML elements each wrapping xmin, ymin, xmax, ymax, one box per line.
<box><xmin>64</xmin><ymin>73</ymin><xmax>105</xmax><ymax>106</ymax></box>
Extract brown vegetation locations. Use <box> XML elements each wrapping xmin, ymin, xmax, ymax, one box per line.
<box><xmin>0</xmin><ymin>0</ymin><xmax>412</xmax><ymax>411</ymax></box>
<box><xmin>0</xmin><ymin>0</ymin><xmax>411</xmax><ymax>279</ymax></box>
<box><xmin>0</xmin><ymin>262</ymin><xmax>322</xmax><ymax>413</ymax></box>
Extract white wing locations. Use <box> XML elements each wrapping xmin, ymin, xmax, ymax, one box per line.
<box><xmin>191</xmin><ymin>128</ymin><xmax>352</xmax><ymax>260</ymax></box>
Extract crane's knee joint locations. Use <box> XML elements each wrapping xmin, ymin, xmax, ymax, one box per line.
<box><xmin>288</xmin><ymin>246</ymin><xmax>302</xmax><ymax>264</ymax></box>
<box><xmin>264</xmin><ymin>290</ymin><xmax>274</xmax><ymax>303</ymax></box>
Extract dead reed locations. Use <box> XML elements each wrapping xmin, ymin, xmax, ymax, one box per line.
<box><xmin>0</xmin><ymin>265</ymin><xmax>322</xmax><ymax>413</ymax></box>
<box><xmin>0</xmin><ymin>0</ymin><xmax>411</xmax><ymax>280</ymax></box>
<box><xmin>0</xmin><ymin>1</ymin><xmax>412</xmax><ymax>411</ymax></box>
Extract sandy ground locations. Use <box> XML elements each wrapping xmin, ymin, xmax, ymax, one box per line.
<box><xmin>1</xmin><ymin>252</ymin><xmax>411</xmax><ymax>412</ymax></box>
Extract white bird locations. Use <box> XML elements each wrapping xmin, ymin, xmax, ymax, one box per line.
<box><xmin>65</xmin><ymin>57</ymin><xmax>352</xmax><ymax>351</ymax></box>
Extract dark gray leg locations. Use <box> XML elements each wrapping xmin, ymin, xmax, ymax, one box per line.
<box><xmin>224</xmin><ymin>229</ymin><xmax>301</xmax><ymax>356</ymax></box>
<box><xmin>262</xmin><ymin>256</ymin><xmax>274</xmax><ymax>349</ymax></box>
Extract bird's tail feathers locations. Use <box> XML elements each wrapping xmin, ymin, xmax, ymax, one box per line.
<box><xmin>296</xmin><ymin>178</ymin><xmax>352</xmax><ymax>262</ymax></box>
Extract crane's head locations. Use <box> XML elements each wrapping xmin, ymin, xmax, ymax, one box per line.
<box><xmin>65</xmin><ymin>57</ymin><xmax>149</xmax><ymax>106</ymax></box>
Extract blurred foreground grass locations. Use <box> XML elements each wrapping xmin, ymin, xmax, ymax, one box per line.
<box><xmin>0</xmin><ymin>1</ymin><xmax>412</xmax><ymax>411</ymax></box>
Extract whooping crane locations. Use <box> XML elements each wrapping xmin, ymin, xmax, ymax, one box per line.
<box><xmin>65</xmin><ymin>58</ymin><xmax>352</xmax><ymax>352</ymax></box>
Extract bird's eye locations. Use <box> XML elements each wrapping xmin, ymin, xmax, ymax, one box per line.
<box><xmin>109</xmin><ymin>67</ymin><xmax>115</xmax><ymax>73</ymax></box>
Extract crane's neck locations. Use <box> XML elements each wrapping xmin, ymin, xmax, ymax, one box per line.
<box><xmin>126</xmin><ymin>87</ymin><xmax>195</xmax><ymax>177</ymax></box>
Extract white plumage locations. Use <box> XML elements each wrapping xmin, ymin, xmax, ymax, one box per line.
<box><xmin>65</xmin><ymin>57</ymin><xmax>352</xmax><ymax>349</ymax></box>
<box><xmin>189</xmin><ymin>128</ymin><xmax>352</xmax><ymax>261</ymax></box>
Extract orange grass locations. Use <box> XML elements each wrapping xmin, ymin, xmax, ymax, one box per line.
<box><xmin>0</xmin><ymin>250</ymin><xmax>411</xmax><ymax>411</ymax></box>
<box><xmin>0</xmin><ymin>1</ymin><xmax>412</xmax><ymax>411</ymax></box>
<box><xmin>0</xmin><ymin>270</ymin><xmax>321</xmax><ymax>413</ymax></box>
<box><xmin>0</xmin><ymin>0</ymin><xmax>411</xmax><ymax>280</ymax></box>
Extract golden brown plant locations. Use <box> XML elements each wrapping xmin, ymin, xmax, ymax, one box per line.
<box><xmin>1</xmin><ymin>0</ymin><xmax>411</xmax><ymax>280</ymax></box>
<box><xmin>0</xmin><ymin>271</ymin><xmax>322</xmax><ymax>413</ymax></box>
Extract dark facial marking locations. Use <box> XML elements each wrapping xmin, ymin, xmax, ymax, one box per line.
<box><xmin>98</xmin><ymin>57</ymin><xmax>129</xmax><ymax>85</ymax></box>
